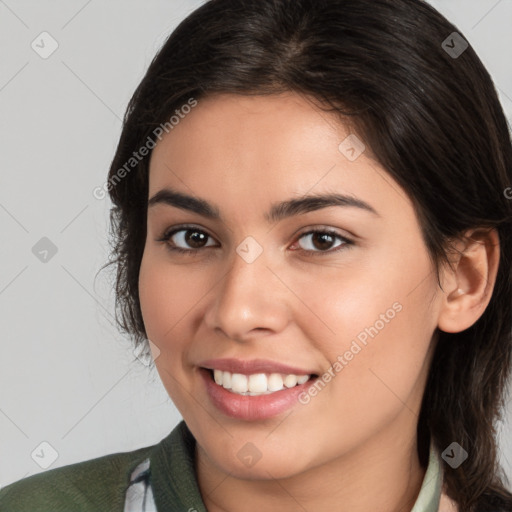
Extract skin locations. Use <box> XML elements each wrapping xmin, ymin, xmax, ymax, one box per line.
<box><xmin>138</xmin><ymin>92</ymin><xmax>499</xmax><ymax>512</ymax></box>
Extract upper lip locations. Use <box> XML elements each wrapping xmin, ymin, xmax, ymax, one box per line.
<box><xmin>199</xmin><ymin>358</ymin><xmax>317</xmax><ymax>376</ymax></box>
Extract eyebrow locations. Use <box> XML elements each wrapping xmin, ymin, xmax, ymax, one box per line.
<box><xmin>147</xmin><ymin>187</ymin><xmax>379</xmax><ymax>223</ymax></box>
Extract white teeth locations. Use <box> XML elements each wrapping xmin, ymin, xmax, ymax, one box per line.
<box><xmin>210</xmin><ymin>370</ymin><xmax>311</xmax><ymax>395</ymax></box>
<box><xmin>297</xmin><ymin>375</ymin><xmax>309</xmax><ymax>385</ymax></box>
<box><xmin>248</xmin><ymin>373</ymin><xmax>267</xmax><ymax>393</ymax></box>
<box><xmin>267</xmin><ymin>373</ymin><xmax>284</xmax><ymax>392</ymax></box>
<box><xmin>222</xmin><ymin>371</ymin><xmax>232</xmax><ymax>390</ymax></box>
<box><xmin>283</xmin><ymin>374</ymin><xmax>298</xmax><ymax>388</ymax></box>
<box><xmin>214</xmin><ymin>369</ymin><xmax>223</xmax><ymax>386</ymax></box>
<box><xmin>231</xmin><ymin>373</ymin><xmax>248</xmax><ymax>393</ymax></box>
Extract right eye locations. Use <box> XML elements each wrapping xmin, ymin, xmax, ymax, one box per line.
<box><xmin>157</xmin><ymin>226</ymin><xmax>218</xmax><ymax>254</ymax></box>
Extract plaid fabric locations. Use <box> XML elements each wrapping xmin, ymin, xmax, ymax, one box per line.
<box><xmin>124</xmin><ymin>458</ymin><xmax>157</xmax><ymax>512</ymax></box>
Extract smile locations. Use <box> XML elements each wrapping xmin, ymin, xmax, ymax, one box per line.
<box><xmin>198</xmin><ymin>361</ymin><xmax>320</xmax><ymax>420</ymax></box>
<box><xmin>211</xmin><ymin>369</ymin><xmax>312</xmax><ymax>396</ymax></box>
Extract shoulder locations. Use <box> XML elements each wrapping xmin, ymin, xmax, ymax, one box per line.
<box><xmin>0</xmin><ymin>443</ymin><xmax>154</xmax><ymax>512</ymax></box>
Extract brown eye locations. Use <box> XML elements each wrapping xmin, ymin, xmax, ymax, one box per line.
<box><xmin>160</xmin><ymin>227</ymin><xmax>217</xmax><ymax>252</ymax></box>
<box><xmin>294</xmin><ymin>229</ymin><xmax>353</xmax><ymax>255</ymax></box>
<box><xmin>183</xmin><ymin>229</ymin><xmax>209</xmax><ymax>248</ymax></box>
<box><xmin>311</xmin><ymin>232</ymin><xmax>335</xmax><ymax>251</ymax></box>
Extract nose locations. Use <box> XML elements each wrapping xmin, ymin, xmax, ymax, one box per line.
<box><xmin>203</xmin><ymin>245</ymin><xmax>290</xmax><ymax>342</ymax></box>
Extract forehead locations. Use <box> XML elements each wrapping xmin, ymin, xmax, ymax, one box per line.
<box><xmin>149</xmin><ymin>92</ymin><xmax>348</xmax><ymax>176</ymax></box>
<box><xmin>147</xmin><ymin>92</ymin><xmax>412</xmax><ymax>221</ymax></box>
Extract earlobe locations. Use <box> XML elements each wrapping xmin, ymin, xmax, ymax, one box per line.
<box><xmin>437</xmin><ymin>228</ymin><xmax>500</xmax><ymax>334</ymax></box>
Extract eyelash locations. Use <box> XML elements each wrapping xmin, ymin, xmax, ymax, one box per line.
<box><xmin>156</xmin><ymin>224</ymin><xmax>354</xmax><ymax>258</ymax></box>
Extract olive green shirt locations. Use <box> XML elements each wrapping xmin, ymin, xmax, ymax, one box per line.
<box><xmin>0</xmin><ymin>421</ymin><xmax>445</xmax><ymax>511</ymax></box>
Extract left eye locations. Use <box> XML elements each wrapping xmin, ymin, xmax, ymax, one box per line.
<box><xmin>293</xmin><ymin>230</ymin><xmax>351</xmax><ymax>253</ymax></box>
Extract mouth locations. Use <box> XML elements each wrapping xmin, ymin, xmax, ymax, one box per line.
<box><xmin>199</xmin><ymin>364</ymin><xmax>320</xmax><ymax>421</ymax></box>
<box><xmin>205</xmin><ymin>368</ymin><xmax>318</xmax><ymax>396</ymax></box>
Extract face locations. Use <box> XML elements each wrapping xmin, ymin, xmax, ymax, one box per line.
<box><xmin>139</xmin><ymin>92</ymin><xmax>443</xmax><ymax>480</ymax></box>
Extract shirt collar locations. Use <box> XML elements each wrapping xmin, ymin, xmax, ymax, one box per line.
<box><xmin>411</xmin><ymin>439</ymin><xmax>444</xmax><ymax>512</ymax></box>
<box><xmin>149</xmin><ymin>421</ymin><xmax>443</xmax><ymax>512</ymax></box>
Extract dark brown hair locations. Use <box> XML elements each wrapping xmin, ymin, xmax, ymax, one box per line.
<box><xmin>103</xmin><ymin>0</ymin><xmax>512</xmax><ymax>509</ymax></box>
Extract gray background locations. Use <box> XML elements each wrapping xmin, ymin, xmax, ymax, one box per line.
<box><xmin>1</xmin><ymin>0</ymin><xmax>511</xmax><ymax>489</ymax></box>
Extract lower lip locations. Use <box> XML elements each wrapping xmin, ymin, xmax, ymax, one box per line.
<box><xmin>199</xmin><ymin>368</ymin><xmax>316</xmax><ymax>421</ymax></box>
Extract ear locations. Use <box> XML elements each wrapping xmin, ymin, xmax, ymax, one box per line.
<box><xmin>437</xmin><ymin>228</ymin><xmax>500</xmax><ymax>333</ymax></box>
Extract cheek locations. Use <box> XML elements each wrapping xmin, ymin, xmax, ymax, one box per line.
<box><xmin>294</xmin><ymin>243</ymin><xmax>438</xmax><ymax>428</ymax></box>
<box><xmin>138</xmin><ymin>252</ymin><xmax>205</xmax><ymax>345</ymax></box>
<box><xmin>138</xmin><ymin>253</ymin><xmax>204</xmax><ymax>412</ymax></box>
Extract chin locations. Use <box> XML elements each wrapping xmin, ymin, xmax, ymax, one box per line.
<box><xmin>203</xmin><ymin>440</ymin><xmax>313</xmax><ymax>480</ymax></box>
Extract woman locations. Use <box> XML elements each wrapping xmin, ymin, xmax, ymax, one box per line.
<box><xmin>1</xmin><ymin>0</ymin><xmax>511</xmax><ymax>510</ymax></box>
